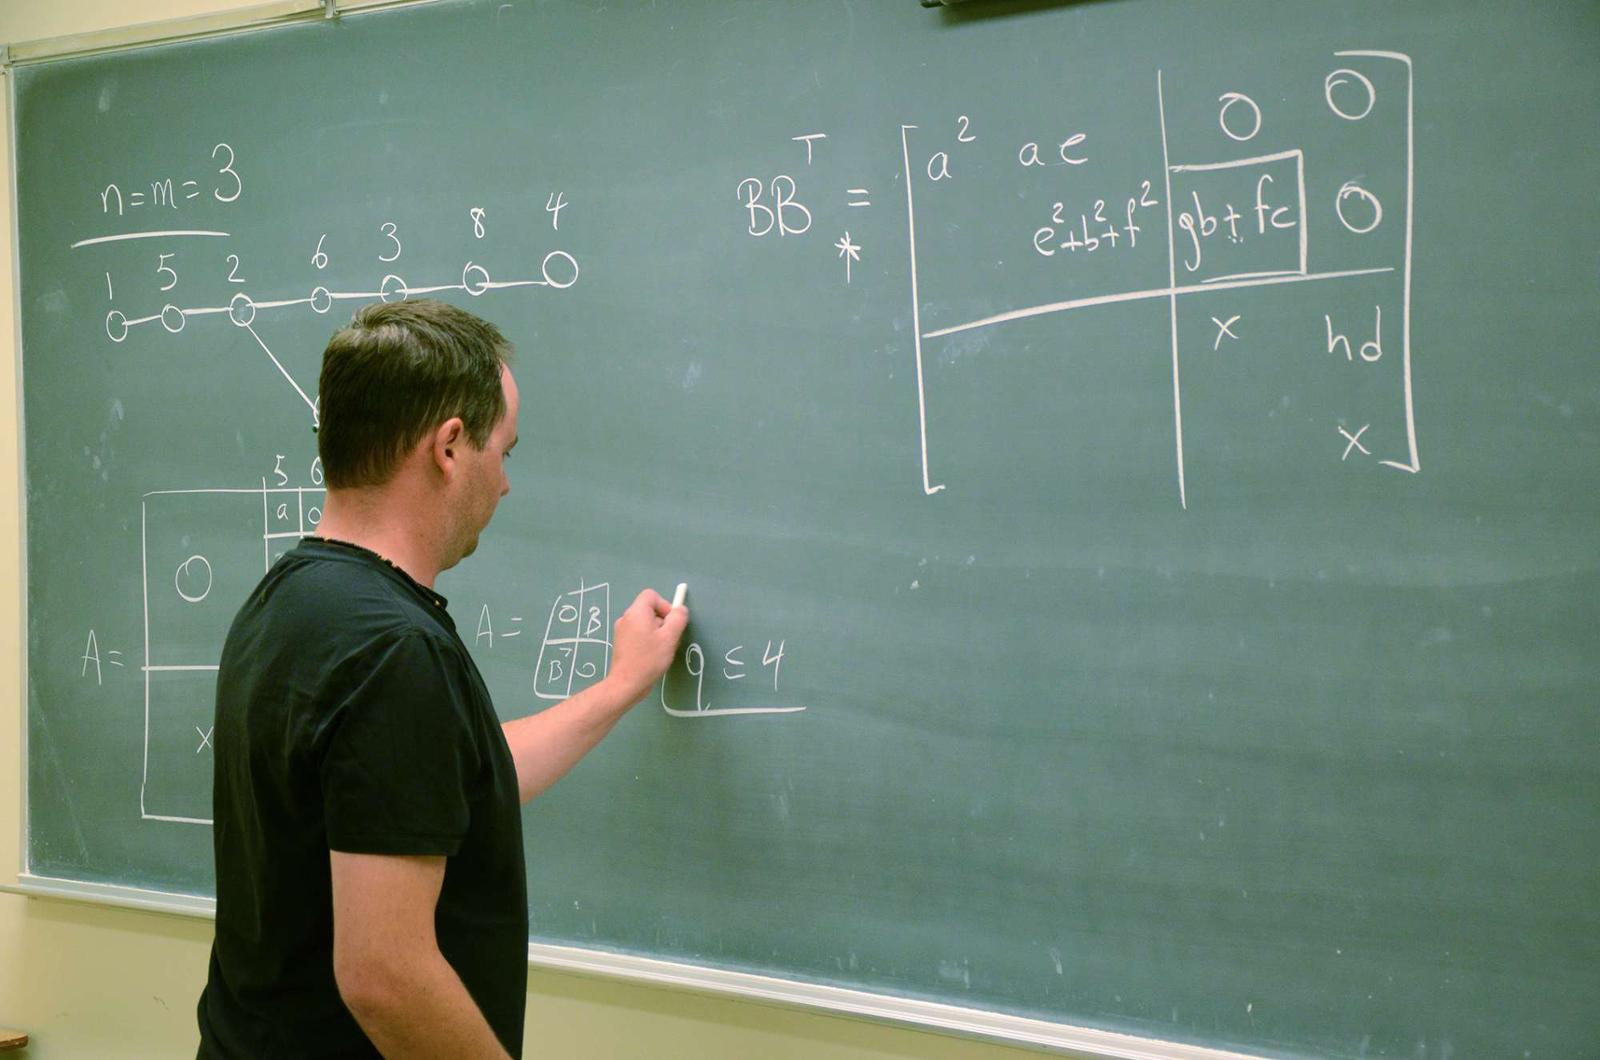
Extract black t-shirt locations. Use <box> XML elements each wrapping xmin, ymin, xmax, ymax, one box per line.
<box><xmin>197</xmin><ymin>539</ymin><xmax>527</xmax><ymax>1058</ymax></box>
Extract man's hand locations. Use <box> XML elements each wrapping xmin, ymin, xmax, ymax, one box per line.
<box><xmin>500</xmin><ymin>586</ymin><xmax>688</xmax><ymax>803</ymax></box>
<box><xmin>606</xmin><ymin>588</ymin><xmax>690</xmax><ymax>704</ymax></box>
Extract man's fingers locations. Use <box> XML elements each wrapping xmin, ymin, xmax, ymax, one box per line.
<box><xmin>631</xmin><ymin>588</ymin><xmax>669</xmax><ymax>617</ymax></box>
<box><xmin>623</xmin><ymin>588</ymin><xmax>687</xmax><ymax>635</ymax></box>
<box><xmin>607</xmin><ymin>587</ymin><xmax>692</xmax><ymax>697</ymax></box>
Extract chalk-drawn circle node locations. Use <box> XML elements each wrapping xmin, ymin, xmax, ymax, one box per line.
<box><xmin>462</xmin><ymin>261</ymin><xmax>491</xmax><ymax>297</ymax></box>
<box><xmin>541</xmin><ymin>250</ymin><xmax>579</xmax><ymax>290</ymax></box>
<box><xmin>1335</xmin><ymin>181</ymin><xmax>1383</xmax><ymax>234</ymax></box>
<box><xmin>105</xmin><ymin>310</ymin><xmax>129</xmax><ymax>344</ymax></box>
<box><xmin>379</xmin><ymin>274</ymin><xmax>409</xmax><ymax>303</ymax></box>
<box><xmin>1218</xmin><ymin>92</ymin><xmax>1262</xmax><ymax>142</ymax></box>
<box><xmin>175</xmin><ymin>554</ymin><xmax>213</xmax><ymax>603</ymax></box>
<box><xmin>310</xmin><ymin>286</ymin><xmax>333</xmax><ymax>314</ymax></box>
<box><xmin>160</xmin><ymin>304</ymin><xmax>186</xmax><ymax>333</ymax></box>
<box><xmin>1325</xmin><ymin>68</ymin><xmax>1377</xmax><ymax>121</ymax></box>
<box><xmin>227</xmin><ymin>292</ymin><xmax>257</xmax><ymax>328</ymax></box>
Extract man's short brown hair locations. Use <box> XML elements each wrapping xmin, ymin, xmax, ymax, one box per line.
<box><xmin>317</xmin><ymin>299</ymin><xmax>512</xmax><ymax>489</ymax></box>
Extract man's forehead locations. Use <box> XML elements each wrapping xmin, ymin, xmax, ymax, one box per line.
<box><xmin>498</xmin><ymin>365</ymin><xmax>520</xmax><ymax>428</ymax></box>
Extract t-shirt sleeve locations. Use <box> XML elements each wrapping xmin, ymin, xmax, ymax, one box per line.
<box><xmin>321</xmin><ymin>629</ymin><xmax>483</xmax><ymax>856</ymax></box>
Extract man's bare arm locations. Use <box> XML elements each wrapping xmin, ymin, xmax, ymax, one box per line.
<box><xmin>330</xmin><ymin>851</ymin><xmax>511</xmax><ymax>1059</ymax></box>
<box><xmin>501</xmin><ymin>588</ymin><xmax>687</xmax><ymax>803</ymax></box>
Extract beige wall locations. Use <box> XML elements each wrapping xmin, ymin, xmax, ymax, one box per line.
<box><xmin>0</xmin><ymin>3</ymin><xmax>1033</xmax><ymax>1056</ymax></box>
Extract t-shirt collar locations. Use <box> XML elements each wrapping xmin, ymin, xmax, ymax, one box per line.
<box><xmin>298</xmin><ymin>536</ymin><xmax>451</xmax><ymax>614</ymax></box>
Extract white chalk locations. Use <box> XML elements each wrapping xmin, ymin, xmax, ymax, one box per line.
<box><xmin>671</xmin><ymin>582</ymin><xmax>688</xmax><ymax>609</ymax></box>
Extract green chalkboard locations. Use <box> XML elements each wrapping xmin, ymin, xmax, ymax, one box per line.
<box><xmin>15</xmin><ymin>1</ymin><xmax>1600</xmax><ymax>1055</ymax></box>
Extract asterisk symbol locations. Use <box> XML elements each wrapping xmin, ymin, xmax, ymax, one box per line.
<box><xmin>834</xmin><ymin>231</ymin><xmax>862</xmax><ymax>283</ymax></box>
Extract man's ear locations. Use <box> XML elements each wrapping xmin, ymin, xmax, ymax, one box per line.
<box><xmin>431</xmin><ymin>417</ymin><xmax>466</xmax><ymax>473</ymax></box>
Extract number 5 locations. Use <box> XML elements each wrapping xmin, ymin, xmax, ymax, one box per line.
<box><xmin>156</xmin><ymin>253</ymin><xmax>178</xmax><ymax>292</ymax></box>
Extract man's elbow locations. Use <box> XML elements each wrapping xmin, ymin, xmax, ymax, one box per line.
<box><xmin>334</xmin><ymin>949</ymin><xmax>413</xmax><ymax>1029</ymax></box>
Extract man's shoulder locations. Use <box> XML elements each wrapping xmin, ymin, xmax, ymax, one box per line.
<box><xmin>229</xmin><ymin>547</ymin><xmax>460</xmax><ymax>671</ymax></box>
<box><xmin>272</xmin><ymin>547</ymin><xmax>445</xmax><ymax>622</ymax></box>
<box><xmin>219</xmin><ymin>549</ymin><xmax>478</xmax><ymax>733</ymax></box>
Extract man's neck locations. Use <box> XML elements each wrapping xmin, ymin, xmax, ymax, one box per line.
<box><xmin>314</xmin><ymin>488</ymin><xmax>445</xmax><ymax>588</ymax></box>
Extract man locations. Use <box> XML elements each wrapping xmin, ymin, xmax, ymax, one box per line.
<box><xmin>197</xmin><ymin>300</ymin><xmax>687</xmax><ymax>1058</ymax></box>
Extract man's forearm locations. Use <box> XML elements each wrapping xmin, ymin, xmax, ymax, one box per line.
<box><xmin>501</xmin><ymin>673</ymin><xmax>646</xmax><ymax>803</ymax></box>
<box><xmin>341</xmin><ymin>947</ymin><xmax>510</xmax><ymax>1059</ymax></box>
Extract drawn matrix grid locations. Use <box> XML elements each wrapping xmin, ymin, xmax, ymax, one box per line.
<box><xmin>533</xmin><ymin>580</ymin><xmax>613</xmax><ymax>702</ymax></box>
<box><xmin>900</xmin><ymin>52</ymin><xmax>1418</xmax><ymax>506</ymax></box>
<box><xmin>139</xmin><ymin>483</ymin><xmax>324</xmax><ymax>825</ymax></box>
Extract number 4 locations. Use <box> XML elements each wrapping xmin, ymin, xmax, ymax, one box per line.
<box><xmin>763</xmin><ymin>639</ymin><xmax>786</xmax><ymax>689</ymax></box>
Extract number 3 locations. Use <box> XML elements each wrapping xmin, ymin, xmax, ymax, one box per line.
<box><xmin>212</xmin><ymin>143</ymin><xmax>242</xmax><ymax>203</ymax></box>
<box><xmin>379</xmin><ymin>222</ymin><xmax>402</xmax><ymax>263</ymax></box>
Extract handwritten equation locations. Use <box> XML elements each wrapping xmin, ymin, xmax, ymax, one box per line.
<box><xmin>480</xmin><ymin>578</ymin><xmax>807</xmax><ymax>719</ymax></box>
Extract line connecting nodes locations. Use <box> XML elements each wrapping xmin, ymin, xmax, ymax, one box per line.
<box><xmin>103</xmin><ymin>253</ymin><xmax>580</xmax><ymax>343</ymax></box>
<box><xmin>104</xmin><ymin>254</ymin><xmax>579</xmax><ymax>425</ymax></box>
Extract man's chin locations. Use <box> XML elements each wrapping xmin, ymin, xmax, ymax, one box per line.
<box><xmin>440</xmin><ymin>535</ymin><xmax>478</xmax><ymax>573</ymax></box>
